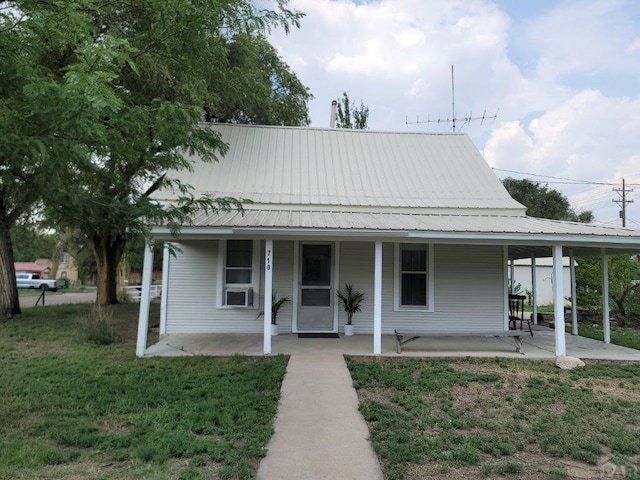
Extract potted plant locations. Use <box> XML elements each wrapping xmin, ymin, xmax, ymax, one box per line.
<box><xmin>257</xmin><ymin>292</ymin><xmax>290</xmax><ymax>336</ymax></box>
<box><xmin>337</xmin><ymin>283</ymin><xmax>365</xmax><ymax>336</ymax></box>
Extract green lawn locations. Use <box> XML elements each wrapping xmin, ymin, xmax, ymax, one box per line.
<box><xmin>571</xmin><ymin>322</ymin><xmax>640</xmax><ymax>350</ymax></box>
<box><xmin>0</xmin><ymin>303</ymin><xmax>288</xmax><ymax>480</ymax></box>
<box><xmin>348</xmin><ymin>356</ymin><xmax>640</xmax><ymax>480</ymax></box>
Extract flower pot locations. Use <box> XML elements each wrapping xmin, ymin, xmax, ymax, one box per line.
<box><xmin>271</xmin><ymin>324</ymin><xmax>279</xmax><ymax>336</ymax></box>
<box><xmin>344</xmin><ymin>324</ymin><xmax>355</xmax><ymax>336</ymax></box>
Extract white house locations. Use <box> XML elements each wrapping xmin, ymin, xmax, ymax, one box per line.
<box><xmin>136</xmin><ymin>124</ymin><xmax>640</xmax><ymax>357</ymax></box>
<box><xmin>512</xmin><ymin>257</ymin><xmax>572</xmax><ymax>306</ymax></box>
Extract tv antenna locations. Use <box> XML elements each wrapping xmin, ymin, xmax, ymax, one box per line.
<box><xmin>406</xmin><ymin>65</ymin><xmax>498</xmax><ymax>132</ymax></box>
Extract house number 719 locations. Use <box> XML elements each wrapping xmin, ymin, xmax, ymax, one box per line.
<box><xmin>267</xmin><ymin>249</ymin><xmax>271</xmax><ymax>271</ymax></box>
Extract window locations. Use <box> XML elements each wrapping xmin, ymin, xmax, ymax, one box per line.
<box><xmin>225</xmin><ymin>240</ymin><xmax>253</xmax><ymax>285</ymax></box>
<box><xmin>61</xmin><ymin>253</ymin><xmax>70</xmax><ymax>264</ymax></box>
<box><xmin>395</xmin><ymin>243</ymin><xmax>433</xmax><ymax>311</ymax></box>
<box><xmin>219</xmin><ymin>239</ymin><xmax>259</xmax><ymax>307</ymax></box>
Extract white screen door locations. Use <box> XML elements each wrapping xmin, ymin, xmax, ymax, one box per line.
<box><xmin>297</xmin><ymin>243</ymin><xmax>334</xmax><ymax>331</ymax></box>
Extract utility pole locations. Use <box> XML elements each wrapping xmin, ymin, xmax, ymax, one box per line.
<box><xmin>613</xmin><ymin>178</ymin><xmax>634</xmax><ymax>227</ymax></box>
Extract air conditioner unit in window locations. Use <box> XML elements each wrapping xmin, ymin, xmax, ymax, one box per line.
<box><xmin>225</xmin><ymin>287</ymin><xmax>253</xmax><ymax>307</ymax></box>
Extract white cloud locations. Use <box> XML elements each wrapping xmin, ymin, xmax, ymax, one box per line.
<box><xmin>269</xmin><ymin>0</ymin><xmax>640</xmax><ymax>224</ymax></box>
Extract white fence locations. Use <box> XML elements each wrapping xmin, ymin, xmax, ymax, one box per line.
<box><xmin>124</xmin><ymin>285</ymin><xmax>162</xmax><ymax>302</ymax></box>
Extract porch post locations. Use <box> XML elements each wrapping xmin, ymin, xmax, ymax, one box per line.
<box><xmin>509</xmin><ymin>259</ymin><xmax>515</xmax><ymax>293</ymax></box>
<box><xmin>602</xmin><ymin>249</ymin><xmax>611</xmax><ymax>344</ymax></box>
<box><xmin>570</xmin><ymin>250</ymin><xmax>578</xmax><ymax>335</ymax></box>
<box><xmin>159</xmin><ymin>243</ymin><xmax>170</xmax><ymax>335</ymax></box>
<box><xmin>264</xmin><ymin>239</ymin><xmax>274</xmax><ymax>355</ymax></box>
<box><xmin>552</xmin><ymin>245</ymin><xmax>566</xmax><ymax>356</ymax></box>
<box><xmin>136</xmin><ymin>241</ymin><xmax>155</xmax><ymax>357</ymax></box>
<box><xmin>373</xmin><ymin>241</ymin><xmax>382</xmax><ymax>355</ymax></box>
<box><xmin>531</xmin><ymin>253</ymin><xmax>538</xmax><ymax>325</ymax></box>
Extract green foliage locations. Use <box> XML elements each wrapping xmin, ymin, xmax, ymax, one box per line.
<box><xmin>3</xmin><ymin>0</ymin><xmax>311</xmax><ymax>307</ymax></box>
<box><xmin>10</xmin><ymin>224</ymin><xmax>57</xmax><ymax>262</ymax></box>
<box><xmin>347</xmin><ymin>357</ymin><xmax>640</xmax><ymax>479</ymax></box>
<box><xmin>335</xmin><ymin>92</ymin><xmax>369</xmax><ymax>129</ymax></box>
<box><xmin>336</xmin><ymin>283</ymin><xmax>365</xmax><ymax>325</ymax></box>
<box><xmin>502</xmin><ymin>178</ymin><xmax>593</xmax><ymax>222</ymax></box>
<box><xmin>205</xmin><ymin>34</ymin><xmax>312</xmax><ymax>126</ymax></box>
<box><xmin>257</xmin><ymin>292</ymin><xmax>291</xmax><ymax>324</ymax></box>
<box><xmin>0</xmin><ymin>303</ymin><xmax>288</xmax><ymax>479</ymax></box>
<box><xmin>576</xmin><ymin>254</ymin><xmax>640</xmax><ymax>324</ymax></box>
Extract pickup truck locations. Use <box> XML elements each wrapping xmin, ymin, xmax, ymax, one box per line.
<box><xmin>16</xmin><ymin>273</ymin><xmax>64</xmax><ymax>291</ymax></box>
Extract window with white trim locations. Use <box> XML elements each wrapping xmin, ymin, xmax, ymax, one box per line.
<box><xmin>395</xmin><ymin>243</ymin><xmax>433</xmax><ymax>311</ymax></box>
<box><xmin>221</xmin><ymin>239</ymin><xmax>258</xmax><ymax>307</ymax></box>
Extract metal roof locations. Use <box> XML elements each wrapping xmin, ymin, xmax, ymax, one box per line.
<box><xmin>159</xmin><ymin>124</ymin><xmax>526</xmax><ymax>213</ymax></box>
<box><xmin>153</xmin><ymin>124</ymin><xmax>640</xmax><ymax>256</ymax></box>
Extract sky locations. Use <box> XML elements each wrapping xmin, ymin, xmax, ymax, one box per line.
<box><xmin>268</xmin><ymin>0</ymin><xmax>640</xmax><ymax>227</ymax></box>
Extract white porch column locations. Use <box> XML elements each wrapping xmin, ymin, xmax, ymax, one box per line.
<box><xmin>570</xmin><ymin>250</ymin><xmax>578</xmax><ymax>335</ymax></box>
<box><xmin>552</xmin><ymin>245</ymin><xmax>566</xmax><ymax>356</ymax></box>
<box><xmin>136</xmin><ymin>242</ymin><xmax>155</xmax><ymax>357</ymax></box>
<box><xmin>602</xmin><ymin>249</ymin><xmax>611</xmax><ymax>344</ymax></box>
<box><xmin>373</xmin><ymin>241</ymin><xmax>382</xmax><ymax>355</ymax></box>
<box><xmin>264</xmin><ymin>239</ymin><xmax>274</xmax><ymax>355</ymax></box>
<box><xmin>159</xmin><ymin>243</ymin><xmax>170</xmax><ymax>335</ymax></box>
<box><xmin>531</xmin><ymin>253</ymin><xmax>538</xmax><ymax>325</ymax></box>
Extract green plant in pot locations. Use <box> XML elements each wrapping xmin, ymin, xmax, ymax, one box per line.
<box><xmin>257</xmin><ymin>292</ymin><xmax>290</xmax><ymax>336</ymax></box>
<box><xmin>337</xmin><ymin>283</ymin><xmax>365</xmax><ymax>336</ymax></box>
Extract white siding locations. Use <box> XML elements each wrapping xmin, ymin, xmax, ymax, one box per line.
<box><xmin>270</xmin><ymin>241</ymin><xmax>295</xmax><ymax>333</ymax></box>
<box><xmin>166</xmin><ymin>240</ymin><xmax>505</xmax><ymax>334</ymax></box>
<box><xmin>337</xmin><ymin>242</ymin><xmax>505</xmax><ymax>334</ymax></box>
<box><xmin>337</xmin><ymin>242</ymin><xmax>375</xmax><ymax>334</ymax></box>
<box><xmin>166</xmin><ymin>240</ymin><xmax>295</xmax><ymax>334</ymax></box>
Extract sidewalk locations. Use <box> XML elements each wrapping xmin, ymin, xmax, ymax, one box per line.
<box><xmin>256</xmin><ymin>354</ymin><xmax>384</xmax><ymax>480</ymax></box>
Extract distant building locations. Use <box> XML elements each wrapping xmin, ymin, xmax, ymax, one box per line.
<box><xmin>15</xmin><ymin>262</ymin><xmax>50</xmax><ymax>277</ymax></box>
<box><xmin>512</xmin><ymin>258</ymin><xmax>572</xmax><ymax>306</ymax></box>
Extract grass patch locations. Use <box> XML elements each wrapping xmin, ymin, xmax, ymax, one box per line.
<box><xmin>570</xmin><ymin>322</ymin><xmax>640</xmax><ymax>350</ymax></box>
<box><xmin>347</xmin><ymin>356</ymin><xmax>640</xmax><ymax>479</ymax></box>
<box><xmin>0</xmin><ymin>303</ymin><xmax>287</xmax><ymax>479</ymax></box>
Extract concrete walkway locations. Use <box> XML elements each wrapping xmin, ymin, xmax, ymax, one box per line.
<box><xmin>256</xmin><ymin>354</ymin><xmax>384</xmax><ymax>480</ymax></box>
<box><xmin>145</xmin><ymin>329</ymin><xmax>640</xmax><ymax>479</ymax></box>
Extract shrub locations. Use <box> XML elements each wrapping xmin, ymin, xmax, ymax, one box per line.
<box><xmin>81</xmin><ymin>305</ymin><xmax>119</xmax><ymax>345</ymax></box>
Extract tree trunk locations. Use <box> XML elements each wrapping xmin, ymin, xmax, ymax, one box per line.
<box><xmin>0</xmin><ymin>220</ymin><xmax>21</xmax><ymax>318</ymax></box>
<box><xmin>93</xmin><ymin>234</ymin><xmax>126</xmax><ymax>305</ymax></box>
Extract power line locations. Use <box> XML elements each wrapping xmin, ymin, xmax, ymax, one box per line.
<box><xmin>492</xmin><ymin>168</ymin><xmax>640</xmax><ymax>187</ymax></box>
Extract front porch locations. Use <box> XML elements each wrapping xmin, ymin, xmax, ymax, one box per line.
<box><xmin>143</xmin><ymin>325</ymin><xmax>640</xmax><ymax>361</ymax></box>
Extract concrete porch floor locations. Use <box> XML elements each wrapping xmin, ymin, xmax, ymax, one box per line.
<box><xmin>144</xmin><ymin>325</ymin><xmax>640</xmax><ymax>361</ymax></box>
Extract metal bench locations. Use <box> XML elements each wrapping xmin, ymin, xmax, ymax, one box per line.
<box><xmin>394</xmin><ymin>329</ymin><xmax>526</xmax><ymax>354</ymax></box>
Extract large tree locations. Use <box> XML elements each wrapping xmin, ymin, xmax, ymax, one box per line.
<box><xmin>0</xmin><ymin>2</ymin><xmax>126</xmax><ymax>316</ymax></box>
<box><xmin>40</xmin><ymin>1</ymin><xmax>310</xmax><ymax>305</ymax></box>
<box><xmin>336</xmin><ymin>92</ymin><xmax>369</xmax><ymax>129</ymax></box>
<box><xmin>502</xmin><ymin>178</ymin><xmax>593</xmax><ymax>222</ymax></box>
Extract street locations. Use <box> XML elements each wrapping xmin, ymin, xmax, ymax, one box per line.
<box><xmin>19</xmin><ymin>290</ymin><xmax>97</xmax><ymax>308</ymax></box>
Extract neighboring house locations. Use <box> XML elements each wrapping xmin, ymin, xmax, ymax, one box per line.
<box><xmin>136</xmin><ymin>124</ymin><xmax>640</xmax><ymax>356</ymax></box>
<box><xmin>36</xmin><ymin>253</ymin><xmax>80</xmax><ymax>285</ymax></box>
<box><xmin>15</xmin><ymin>262</ymin><xmax>50</xmax><ymax>277</ymax></box>
<box><xmin>512</xmin><ymin>258</ymin><xmax>572</xmax><ymax>306</ymax></box>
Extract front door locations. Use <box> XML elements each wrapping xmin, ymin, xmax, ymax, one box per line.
<box><xmin>298</xmin><ymin>243</ymin><xmax>334</xmax><ymax>331</ymax></box>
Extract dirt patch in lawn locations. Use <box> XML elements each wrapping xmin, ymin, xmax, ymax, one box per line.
<box><xmin>347</xmin><ymin>356</ymin><xmax>640</xmax><ymax>480</ymax></box>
